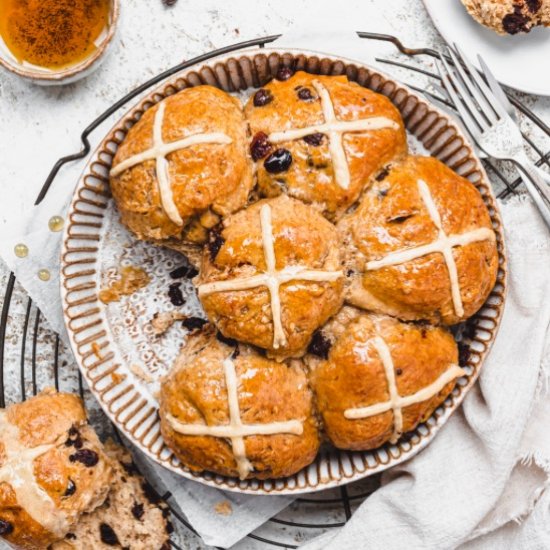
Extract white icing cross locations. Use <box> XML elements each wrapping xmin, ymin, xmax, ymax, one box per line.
<box><xmin>344</xmin><ymin>336</ymin><xmax>465</xmax><ymax>443</ymax></box>
<box><xmin>110</xmin><ymin>100</ymin><xmax>233</xmax><ymax>226</ymax></box>
<box><xmin>166</xmin><ymin>355</ymin><xmax>304</xmax><ymax>479</ymax></box>
<box><xmin>0</xmin><ymin>411</ymin><xmax>69</xmax><ymax>537</ymax></box>
<box><xmin>366</xmin><ymin>179</ymin><xmax>496</xmax><ymax>317</ymax></box>
<box><xmin>268</xmin><ymin>79</ymin><xmax>399</xmax><ymax>190</ymax></box>
<box><xmin>198</xmin><ymin>203</ymin><xmax>343</xmax><ymax>349</ymax></box>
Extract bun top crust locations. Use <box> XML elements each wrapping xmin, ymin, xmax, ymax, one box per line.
<box><xmin>245</xmin><ymin>71</ymin><xmax>408</xmax><ymax>220</ymax></box>
<box><xmin>339</xmin><ymin>156</ymin><xmax>498</xmax><ymax>325</ymax></box>
<box><xmin>110</xmin><ymin>85</ymin><xmax>254</xmax><ymax>245</ymax></box>
<box><xmin>196</xmin><ymin>195</ymin><xmax>344</xmax><ymax>358</ymax></box>
<box><xmin>0</xmin><ymin>390</ymin><xmax>112</xmax><ymax>549</ymax></box>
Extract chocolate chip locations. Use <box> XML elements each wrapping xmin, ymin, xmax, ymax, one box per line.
<box><xmin>276</xmin><ymin>66</ymin><xmax>294</xmax><ymax>81</ymax></box>
<box><xmin>99</xmin><ymin>523</ymin><xmax>120</xmax><ymax>546</ymax></box>
<box><xmin>396</xmin><ymin>368</ymin><xmax>403</xmax><ymax>376</ymax></box>
<box><xmin>526</xmin><ymin>0</ymin><xmax>541</xmax><ymax>12</ymax></box>
<box><xmin>63</xmin><ymin>479</ymin><xmax>76</xmax><ymax>497</ymax></box>
<box><xmin>375</xmin><ymin>166</ymin><xmax>390</xmax><ymax>181</ymax></box>
<box><xmin>131</xmin><ymin>502</ymin><xmax>145</xmax><ymax>521</ymax></box>
<box><xmin>303</xmin><ymin>133</ymin><xmax>324</xmax><ymax>147</ymax></box>
<box><xmin>0</xmin><ymin>520</ymin><xmax>13</xmax><ymax>535</ymax></box>
<box><xmin>458</xmin><ymin>342</ymin><xmax>471</xmax><ymax>367</ymax></box>
<box><xmin>169</xmin><ymin>264</ymin><xmax>198</xmax><ymax>279</ymax></box>
<box><xmin>208</xmin><ymin>225</ymin><xmax>225</xmax><ymax>262</ymax></box>
<box><xmin>502</xmin><ymin>11</ymin><xmax>530</xmax><ymax>34</ymax></box>
<box><xmin>297</xmin><ymin>87</ymin><xmax>314</xmax><ymax>101</ymax></box>
<box><xmin>182</xmin><ymin>317</ymin><xmax>208</xmax><ymax>331</ymax></box>
<box><xmin>69</xmin><ymin>449</ymin><xmax>99</xmax><ymax>467</ymax></box>
<box><xmin>168</xmin><ymin>282</ymin><xmax>185</xmax><ymax>306</ymax></box>
<box><xmin>253</xmin><ymin>88</ymin><xmax>274</xmax><ymax>107</ymax></box>
<box><xmin>307</xmin><ymin>330</ymin><xmax>332</xmax><ymax>359</ymax></box>
<box><xmin>216</xmin><ymin>331</ymin><xmax>239</xmax><ymax>347</ymax></box>
<box><xmin>264</xmin><ymin>148</ymin><xmax>292</xmax><ymax>174</ymax></box>
<box><xmin>250</xmin><ymin>131</ymin><xmax>272</xmax><ymax>161</ymax></box>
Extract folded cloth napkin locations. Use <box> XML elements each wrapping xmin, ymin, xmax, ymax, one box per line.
<box><xmin>301</xmin><ymin>195</ymin><xmax>550</xmax><ymax>550</ymax></box>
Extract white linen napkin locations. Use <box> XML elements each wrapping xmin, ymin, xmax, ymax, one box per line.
<box><xmin>300</xmin><ymin>195</ymin><xmax>550</xmax><ymax>550</ymax></box>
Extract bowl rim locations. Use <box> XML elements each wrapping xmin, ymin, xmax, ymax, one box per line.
<box><xmin>0</xmin><ymin>0</ymin><xmax>120</xmax><ymax>82</ymax></box>
<box><xmin>60</xmin><ymin>46</ymin><xmax>508</xmax><ymax>495</ymax></box>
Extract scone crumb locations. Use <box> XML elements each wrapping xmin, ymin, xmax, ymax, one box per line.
<box><xmin>111</xmin><ymin>372</ymin><xmax>126</xmax><ymax>385</ymax></box>
<box><xmin>151</xmin><ymin>311</ymin><xmax>187</xmax><ymax>335</ymax></box>
<box><xmin>129</xmin><ymin>363</ymin><xmax>154</xmax><ymax>383</ymax></box>
<box><xmin>91</xmin><ymin>342</ymin><xmax>103</xmax><ymax>360</ymax></box>
<box><xmin>214</xmin><ymin>500</ymin><xmax>233</xmax><ymax>516</ymax></box>
<box><xmin>99</xmin><ymin>266</ymin><xmax>150</xmax><ymax>304</ymax></box>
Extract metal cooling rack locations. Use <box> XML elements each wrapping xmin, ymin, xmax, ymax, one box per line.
<box><xmin>1</xmin><ymin>32</ymin><xmax>549</xmax><ymax>549</ymax></box>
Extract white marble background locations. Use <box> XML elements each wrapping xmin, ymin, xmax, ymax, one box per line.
<box><xmin>0</xmin><ymin>0</ymin><xmax>549</xmax><ymax>548</ymax></box>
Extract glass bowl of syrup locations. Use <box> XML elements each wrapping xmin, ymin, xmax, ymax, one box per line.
<box><xmin>0</xmin><ymin>0</ymin><xmax>119</xmax><ymax>85</ymax></box>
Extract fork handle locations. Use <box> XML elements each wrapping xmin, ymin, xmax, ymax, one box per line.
<box><xmin>511</xmin><ymin>152</ymin><xmax>550</xmax><ymax>229</ymax></box>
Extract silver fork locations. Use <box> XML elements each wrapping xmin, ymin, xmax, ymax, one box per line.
<box><xmin>437</xmin><ymin>46</ymin><xmax>550</xmax><ymax>228</ymax></box>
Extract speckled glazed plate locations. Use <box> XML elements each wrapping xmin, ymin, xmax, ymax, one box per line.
<box><xmin>60</xmin><ymin>48</ymin><xmax>507</xmax><ymax>495</ymax></box>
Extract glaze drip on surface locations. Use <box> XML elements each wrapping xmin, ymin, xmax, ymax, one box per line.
<box><xmin>268</xmin><ymin>79</ymin><xmax>399</xmax><ymax>190</ymax></box>
<box><xmin>365</xmin><ymin>179</ymin><xmax>496</xmax><ymax>317</ymax></box>
<box><xmin>166</xmin><ymin>355</ymin><xmax>304</xmax><ymax>479</ymax></box>
<box><xmin>198</xmin><ymin>203</ymin><xmax>343</xmax><ymax>348</ymax></box>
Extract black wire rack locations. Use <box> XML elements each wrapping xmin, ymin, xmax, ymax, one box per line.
<box><xmin>1</xmin><ymin>32</ymin><xmax>549</xmax><ymax>549</ymax></box>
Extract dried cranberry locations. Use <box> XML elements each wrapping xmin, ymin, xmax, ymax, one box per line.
<box><xmin>307</xmin><ymin>331</ymin><xmax>331</xmax><ymax>359</ymax></box>
<box><xmin>69</xmin><ymin>449</ymin><xmax>99</xmax><ymax>467</ymax></box>
<box><xmin>303</xmin><ymin>133</ymin><xmax>324</xmax><ymax>147</ymax></box>
<box><xmin>99</xmin><ymin>523</ymin><xmax>120</xmax><ymax>546</ymax></box>
<box><xmin>526</xmin><ymin>0</ymin><xmax>541</xmax><ymax>12</ymax></box>
<box><xmin>208</xmin><ymin>225</ymin><xmax>225</xmax><ymax>262</ymax></box>
<box><xmin>182</xmin><ymin>317</ymin><xmax>208</xmax><ymax>331</ymax></box>
<box><xmin>396</xmin><ymin>368</ymin><xmax>403</xmax><ymax>376</ymax></box>
<box><xmin>264</xmin><ymin>148</ymin><xmax>293</xmax><ymax>173</ymax></box>
<box><xmin>297</xmin><ymin>87</ymin><xmax>314</xmax><ymax>101</ymax></box>
<box><xmin>375</xmin><ymin>166</ymin><xmax>390</xmax><ymax>181</ymax></box>
<box><xmin>250</xmin><ymin>132</ymin><xmax>272</xmax><ymax>161</ymax></box>
<box><xmin>63</xmin><ymin>479</ymin><xmax>76</xmax><ymax>497</ymax></box>
<box><xmin>276</xmin><ymin>66</ymin><xmax>294</xmax><ymax>81</ymax></box>
<box><xmin>0</xmin><ymin>520</ymin><xmax>13</xmax><ymax>535</ymax></box>
<box><xmin>458</xmin><ymin>342</ymin><xmax>471</xmax><ymax>366</ymax></box>
<box><xmin>65</xmin><ymin>426</ymin><xmax>83</xmax><ymax>449</ymax></box>
<box><xmin>169</xmin><ymin>264</ymin><xmax>198</xmax><ymax>279</ymax></box>
<box><xmin>131</xmin><ymin>502</ymin><xmax>145</xmax><ymax>520</ymax></box>
<box><xmin>168</xmin><ymin>283</ymin><xmax>185</xmax><ymax>306</ymax></box>
<box><xmin>253</xmin><ymin>88</ymin><xmax>274</xmax><ymax>107</ymax></box>
<box><xmin>502</xmin><ymin>12</ymin><xmax>530</xmax><ymax>34</ymax></box>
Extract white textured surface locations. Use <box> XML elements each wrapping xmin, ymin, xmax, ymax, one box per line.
<box><xmin>0</xmin><ymin>1</ymin><xmax>549</xmax><ymax>548</ymax></box>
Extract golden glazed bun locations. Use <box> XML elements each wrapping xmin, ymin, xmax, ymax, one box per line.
<box><xmin>307</xmin><ymin>307</ymin><xmax>464</xmax><ymax>450</ymax></box>
<box><xmin>110</xmin><ymin>85</ymin><xmax>254</xmax><ymax>252</ymax></box>
<box><xmin>244</xmin><ymin>70</ymin><xmax>408</xmax><ymax>220</ymax></box>
<box><xmin>196</xmin><ymin>195</ymin><xmax>345</xmax><ymax>358</ymax></box>
<box><xmin>0</xmin><ymin>390</ymin><xmax>112</xmax><ymax>550</ymax></box>
<box><xmin>159</xmin><ymin>327</ymin><xmax>320</xmax><ymax>480</ymax></box>
<box><xmin>339</xmin><ymin>156</ymin><xmax>498</xmax><ymax>325</ymax></box>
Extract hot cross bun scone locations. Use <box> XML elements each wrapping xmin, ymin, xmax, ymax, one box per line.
<box><xmin>0</xmin><ymin>390</ymin><xmax>112</xmax><ymax>550</ymax></box>
<box><xmin>110</xmin><ymin>86</ymin><xmax>254</xmax><ymax>256</ymax></box>
<box><xmin>461</xmin><ymin>0</ymin><xmax>550</xmax><ymax>34</ymax></box>
<box><xmin>52</xmin><ymin>441</ymin><xmax>171</xmax><ymax>550</ymax></box>
<box><xmin>339</xmin><ymin>155</ymin><xmax>498</xmax><ymax>325</ymax></box>
<box><xmin>244</xmin><ymin>70</ymin><xmax>408</xmax><ymax>220</ymax></box>
<box><xmin>159</xmin><ymin>327</ymin><xmax>320</xmax><ymax>480</ymax></box>
<box><xmin>307</xmin><ymin>307</ymin><xmax>464</xmax><ymax>450</ymax></box>
<box><xmin>196</xmin><ymin>195</ymin><xmax>345</xmax><ymax>358</ymax></box>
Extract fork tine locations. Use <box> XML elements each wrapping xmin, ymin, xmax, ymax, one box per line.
<box><xmin>437</xmin><ymin>55</ymin><xmax>487</xmax><ymax>133</ymax></box>
<box><xmin>436</xmin><ymin>59</ymin><xmax>484</xmax><ymax>146</ymax></box>
<box><xmin>447</xmin><ymin>47</ymin><xmax>496</xmax><ymax>126</ymax></box>
<box><xmin>453</xmin><ymin>44</ymin><xmax>509</xmax><ymax>120</ymax></box>
<box><xmin>477</xmin><ymin>54</ymin><xmax>515</xmax><ymax>119</ymax></box>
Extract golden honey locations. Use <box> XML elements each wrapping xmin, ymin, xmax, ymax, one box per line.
<box><xmin>0</xmin><ymin>0</ymin><xmax>111</xmax><ymax>69</ymax></box>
